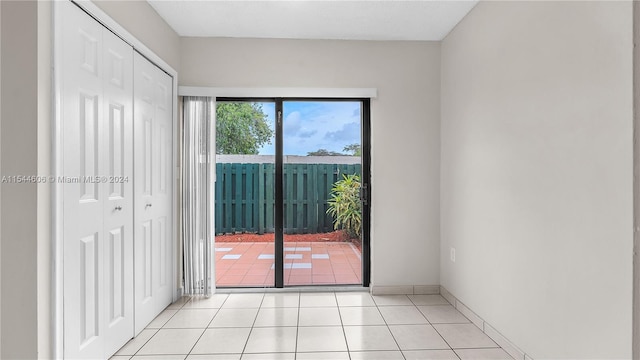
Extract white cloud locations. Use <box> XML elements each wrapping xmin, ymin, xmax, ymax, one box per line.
<box><xmin>260</xmin><ymin>101</ymin><xmax>362</xmax><ymax>156</ymax></box>
<box><xmin>284</xmin><ymin>111</ymin><xmax>302</xmax><ymax>135</ymax></box>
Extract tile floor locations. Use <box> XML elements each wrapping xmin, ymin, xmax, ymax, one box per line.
<box><xmin>215</xmin><ymin>242</ymin><xmax>362</xmax><ymax>286</ymax></box>
<box><xmin>112</xmin><ymin>292</ymin><xmax>514</xmax><ymax>360</ymax></box>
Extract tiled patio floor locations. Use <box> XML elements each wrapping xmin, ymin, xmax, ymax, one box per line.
<box><xmin>215</xmin><ymin>242</ymin><xmax>362</xmax><ymax>287</ymax></box>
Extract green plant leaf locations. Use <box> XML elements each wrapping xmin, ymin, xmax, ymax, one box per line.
<box><xmin>326</xmin><ymin>174</ymin><xmax>362</xmax><ymax>239</ymax></box>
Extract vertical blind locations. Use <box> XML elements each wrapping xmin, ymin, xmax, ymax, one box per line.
<box><xmin>182</xmin><ymin>96</ymin><xmax>214</xmax><ymax>295</ymax></box>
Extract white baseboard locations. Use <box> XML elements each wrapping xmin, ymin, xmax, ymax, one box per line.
<box><xmin>440</xmin><ymin>285</ymin><xmax>531</xmax><ymax>360</ymax></box>
<box><xmin>414</xmin><ymin>285</ymin><xmax>440</xmax><ymax>294</ymax></box>
<box><xmin>370</xmin><ymin>284</ymin><xmax>531</xmax><ymax>359</ymax></box>
<box><xmin>370</xmin><ymin>284</ymin><xmax>440</xmax><ymax>295</ymax></box>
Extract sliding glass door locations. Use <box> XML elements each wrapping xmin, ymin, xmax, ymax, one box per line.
<box><xmin>282</xmin><ymin>101</ymin><xmax>363</xmax><ymax>286</ymax></box>
<box><xmin>214</xmin><ymin>98</ymin><xmax>370</xmax><ymax>288</ymax></box>
<box><xmin>214</xmin><ymin>101</ymin><xmax>276</xmax><ymax>287</ymax></box>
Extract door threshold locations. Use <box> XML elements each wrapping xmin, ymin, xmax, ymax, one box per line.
<box><xmin>214</xmin><ymin>285</ymin><xmax>369</xmax><ymax>294</ymax></box>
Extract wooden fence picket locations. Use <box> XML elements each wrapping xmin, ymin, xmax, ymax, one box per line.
<box><xmin>214</xmin><ymin>162</ymin><xmax>361</xmax><ymax>235</ymax></box>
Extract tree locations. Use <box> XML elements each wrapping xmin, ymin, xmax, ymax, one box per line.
<box><xmin>343</xmin><ymin>143</ymin><xmax>361</xmax><ymax>156</ymax></box>
<box><xmin>216</xmin><ymin>102</ymin><xmax>274</xmax><ymax>154</ymax></box>
<box><xmin>307</xmin><ymin>149</ymin><xmax>345</xmax><ymax>156</ymax></box>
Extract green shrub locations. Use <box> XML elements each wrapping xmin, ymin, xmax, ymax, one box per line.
<box><xmin>327</xmin><ymin>174</ymin><xmax>362</xmax><ymax>239</ymax></box>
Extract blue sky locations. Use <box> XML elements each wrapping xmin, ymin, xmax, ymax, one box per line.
<box><xmin>257</xmin><ymin>101</ymin><xmax>361</xmax><ymax>156</ymax></box>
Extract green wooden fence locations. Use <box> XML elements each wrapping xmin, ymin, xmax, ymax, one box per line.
<box><xmin>215</xmin><ymin>163</ymin><xmax>361</xmax><ymax>235</ymax></box>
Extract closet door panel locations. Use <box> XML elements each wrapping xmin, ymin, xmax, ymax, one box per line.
<box><xmin>154</xmin><ymin>68</ymin><xmax>174</xmax><ymax>307</ymax></box>
<box><xmin>134</xmin><ymin>52</ymin><xmax>173</xmax><ymax>334</ymax></box>
<box><xmin>61</xmin><ymin>2</ymin><xmax>136</xmax><ymax>358</ymax></box>
<box><xmin>134</xmin><ymin>53</ymin><xmax>156</xmax><ymax>333</ymax></box>
<box><xmin>102</xmin><ymin>27</ymin><xmax>134</xmax><ymax>357</ymax></box>
<box><xmin>61</xmin><ymin>2</ymin><xmax>105</xmax><ymax>359</ymax></box>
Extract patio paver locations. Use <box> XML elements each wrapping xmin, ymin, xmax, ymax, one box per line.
<box><xmin>215</xmin><ymin>241</ymin><xmax>362</xmax><ymax>287</ymax></box>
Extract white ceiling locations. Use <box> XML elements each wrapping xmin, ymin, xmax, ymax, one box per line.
<box><xmin>147</xmin><ymin>1</ymin><xmax>478</xmax><ymax>41</ymax></box>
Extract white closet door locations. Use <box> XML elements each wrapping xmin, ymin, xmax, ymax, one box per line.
<box><xmin>62</xmin><ymin>3</ymin><xmax>104</xmax><ymax>358</ymax></box>
<box><xmin>134</xmin><ymin>52</ymin><xmax>174</xmax><ymax>334</ymax></box>
<box><xmin>102</xmin><ymin>27</ymin><xmax>135</xmax><ymax>357</ymax></box>
<box><xmin>61</xmin><ymin>2</ymin><xmax>134</xmax><ymax>359</ymax></box>
<box><xmin>154</xmin><ymin>59</ymin><xmax>174</xmax><ymax>315</ymax></box>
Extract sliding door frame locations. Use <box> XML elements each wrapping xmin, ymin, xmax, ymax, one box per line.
<box><xmin>361</xmin><ymin>98</ymin><xmax>371</xmax><ymax>288</ymax></box>
<box><xmin>275</xmin><ymin>100</ymin><xmax>284</xmax><ymax>287</ymax></box>
<box><xmin>216</xmin><ymin>97</ymin><xmax>371</xmax><ymax>288</ymax></box>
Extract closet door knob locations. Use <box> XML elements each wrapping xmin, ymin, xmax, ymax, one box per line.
<box><xmin>114</xmin><ymin>206</ymin><xmax>122</xmax><ymax>211</ymax></box>
<box><xmin>145</xmin><ymin>203</ymin><xmax>152</xmax><ymax>208</ymax></box>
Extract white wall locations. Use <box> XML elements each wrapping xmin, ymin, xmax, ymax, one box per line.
<box><xmin>92</xmin><ymin>0</ymin><xmax>181</xmax><ymax>71</ymax></box>
<box><xmin>1</xmin><ymin>2</ymin><xmax>54</xmax><ymax>358</ymax></box>
<box><xmin>441</xmin><ymin>1</ymin><xmax>633</xmax><ymax>358</ymax></box>
<box><xmin>1</xmin><ymin>1</ymin><xmax>39</xmax><ymax>358</ymax></box>
<box><xmin>181</xmin><ymin>38</ymin><xmax>442</xmax><ymax>288</ymax></box>
<box><xmin>634</xmin><ymin>3</ymin><xmax>640</xmax><ymax>358</ymax></box>
<box><xmin>0</xmin><ymin>1</ymin><xmax>3</xmax><ymax>356</ymax></box>
<box><xmin>37</xmin><ymin>1</ymin><xmax>51</xmax><ymax>358</ymax></box>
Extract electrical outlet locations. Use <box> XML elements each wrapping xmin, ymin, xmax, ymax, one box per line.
<box><xmin>450</xmin><ymin>248</ymin><xmax>456</xmax><ymax>262</ymax></box>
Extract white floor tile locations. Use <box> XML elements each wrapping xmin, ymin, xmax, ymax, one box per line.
<box><xmin>241</xmin><ymin>353</ymin><xmax>295</xmax><ymax>360</ymax></box>
<box><xmin>243</xmin><ymin>327</ymin><xmax>297</xmax><ymax>353</ymax></box>
<box><xmin>275</xmin><ymin>263</ymin><xmax>312</xmax><ymax>269</ymax></box>
<box><xmin>371</xmin><ymin>295</ymin><xmax>413</xmax><ymax>306</ymax></box>
<box><xmin>296</xmin><ymin>326</ymin><xmax>348</xmax><ymax>352</ymax></box>
<box><xmin>349</xmin><ymin>351</ymin><xmax>404</xmax><ymax>360</ymax></box>
<box><xmin>183</xmin><ymin>295</ymin><xmax>229</xmax><ymax>309</ymax></box>
<box><xmin>408</xmin><ymin>295</ymin><xmax>450</xmax><ymax>306</ymax></box>
<box><xmin>260</xmin><ymin>293</ymin><xmax>299</xmax><ymax>308</ymax></box>
<box><xmin>336</xmin><ymin>293</ymin><xmax>376</xmax><ymax>307</ymax></box>
<box><xmin>402</xmin><ymin>349</ymin><xmax>459</xmax><ymax>360</ymax></box>
<box><xmin>115</xmin><ymin>329</ymin><xmax>158</xmax><ymax>356</ymax></box>
<box><xmin>378</xmin><ymin>306</ymin><xmax>429</xmax><ymax>325</ymax></box>
<box><xmin>222</xmin><ymin>294</ymin><xmax>264</xmax><ymax>309</ymax></box>
<box><xmin>254</xmin><ymin>307</ymin><xmax>298</xmax><ymax>327</ymax></box>
<box><xmin>299</xmin><ymin>292</ymin><xmax>337</xmax><ymax>307</ymax></box>
<box><xmin>117</xmin><ymin>290</ymin><xmax>512</xmax><ymax>359</ymax></box>
<box><xmin>164</xmin><ymin>309</ymin><xmax>217</xmax><ymax>329</ymax></box>
<box><xmin>167</xmin><ymin>297</ymin><xmax>192</xmax><ymax>310</ymax></box>
<box><xmin>295</xmin><ymin>352</ymin><xmax>349</xmax><ymax>360</ymax></box>
<box><xmin>455</xmin><ymin>348</ymin><xmax>514</xmax><ymax>360</ymax></box>
<box><xmin>209</xmin><ymin>308</ymin><xmax>259</xmax><ymax>328</ymax></box>
<box><xmin>388</xmin><ymin>325</ymin><xmax>450</xmax><ymax>350</ymax></box>
<box><xmin>186</xmin><ymin>355</ymin><xmax>241</xmax><ymax>360</ymax></box>
<box><xmin>343</xmin><ymin>325</ymin><xmax>399</xmax><ymax>351</ymax></box>
<box><xmin>418</xmin><ymin>305</ymin><xmax>469</xmax><ymax>324</ymax></box>
<box><xmin>137</xmin><ymin>329</ymin><xmax>204</xmax><ymax>355</ymax></box>
<box><xmin>291</xmin><ymin>263</ymin><xmax>311</xmax><ymax>269</ymax></box>
<box><xmin>191</xmin><ymin>328</ymin><xmax>252</xmax><ymax>354</ymax></box>
<box><xmin>147</xmin><ymin>310</ymin><xmax>179</xmax><ymax>328</ymax></box>
<box><xmin>433</xmin><ymin>324</ymin><xmax>497</xmax><ymax>349</ymax></box>
<box><xmin>339</xmin><ymin>307</ymin><xmax>385</xmax><ymax>326</ymax></box>
<box><xmin>298</xmin><ymin>307</ymin><xmax>342</xmax><ymax>326</ymax></box>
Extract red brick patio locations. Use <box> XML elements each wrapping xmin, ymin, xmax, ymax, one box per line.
<box><xmin>215</xmin><ymin>241</ymin><xmax>362</xmax><ymax>287</ymax></box>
